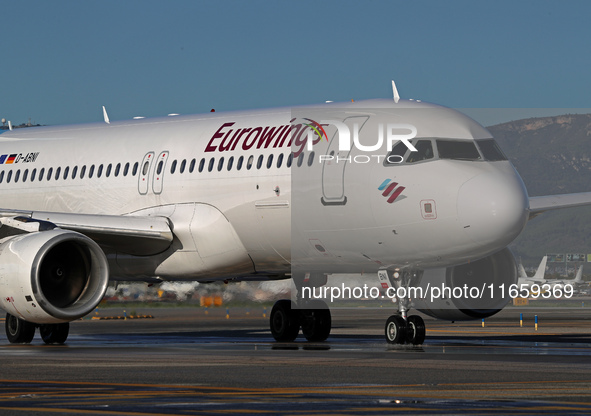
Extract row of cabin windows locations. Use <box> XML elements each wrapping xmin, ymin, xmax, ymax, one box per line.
<box><xmin>167</xmin><ymin>152</ymin><xmax>313</xmax><ymax>174</ymax></box>
<box><xmin>0</xmin><ymin>152</ymin><xmax>315</xmax><ymax>185</ymax></box>
<box><xmin>0</xmin><ymin>162</ymin><xmax>139</xmax><ymax>184</ymax></box>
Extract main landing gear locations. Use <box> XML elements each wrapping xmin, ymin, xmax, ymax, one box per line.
<box><xmin>380</xmin><ymin>269</ymin><xmax>426</xmax><ymax>345</ymax></box>
<box><xmin>270</xmin><ymin>299</ymin><xmax>331</xmax><ymax>342</ymax></box>
<box><xmin>5</xmin><ymin>313</ymin><xmax>70</xmax><ymax>345</ymax></box>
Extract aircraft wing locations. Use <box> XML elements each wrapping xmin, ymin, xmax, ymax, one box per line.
<box><xmin>529</xmin><ymin>192</ymin><xmax>591</xmax><ymax>219</ymax></box>
<box><xmin>0</xmin><ymin>210</ymin><xmax>173</xmax><ymax>255</ymax></box>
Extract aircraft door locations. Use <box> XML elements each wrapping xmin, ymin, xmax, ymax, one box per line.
<box><xmin>152</xmin><ymin>151</ymin><xmax>169</xmax><ymax>195</ymax></box>
<box><xmin>138</xmin><ymin>152</ymin><xmax>155</xmax><ymax>195</ymax></box>
<box><xmin>321</xmin><ymin>116</ymin><xmax>369</xmax><ymax>205</ymax></box>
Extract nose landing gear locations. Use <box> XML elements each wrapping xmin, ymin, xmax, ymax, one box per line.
<box><xmin>380</xmin><ymin>269</ymin><xmax>426</xmax><ymax>345</ymax></box>
<box><xmin>385</xmin><ymin>313</ymin><xmax>425</xmax><ymax>345</ymax></box>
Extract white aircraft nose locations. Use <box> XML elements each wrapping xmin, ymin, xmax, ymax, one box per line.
<box><xmin>457</xmin><ymin>172</ymin><xmax>529</xmax><ymax>250</ymax></box>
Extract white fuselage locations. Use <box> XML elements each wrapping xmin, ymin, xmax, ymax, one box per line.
<box><xmin>0</xmin><ymin>99</ymin><xmax>530</xmax><ymax>282</ymax></box>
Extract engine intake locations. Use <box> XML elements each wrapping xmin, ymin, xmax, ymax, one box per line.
<box><xmin>0</xmin><ymin>229</ymin><xmax>109</xmax><ymax>323</ymax></box>
<box><xmin>413</xmin><ymin>248</ymin><xmax>517</xmax><ymax>321</ymax></box>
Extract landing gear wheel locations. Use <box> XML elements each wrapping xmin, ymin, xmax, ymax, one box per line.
<box><xmin>385</xmin><ymin>315</ymin><xmax>406</xmax><ymax>344</ymax></box>
<box><xmin>406</xmin><ymin>315</ymin><xmax>426</xmax><ymax>345</ymax></box>
<box><xmin>5</xmin><ymin>313</ymin><xmax>35</xmax><ymax>344</ymax></box>
<box><xmin>300</xmin><ymin>301</ymin><xmax>331</xmax><ymax>342</ymax></box>
<box><xmin>40</xmin><ymin>323</ymin><xmax>70</xmax><ymax>345</ymax></box>
<box><xmin>270</xmin><ymin>300</ymin><xmax>300</xmax><ymax>342</ymax></box>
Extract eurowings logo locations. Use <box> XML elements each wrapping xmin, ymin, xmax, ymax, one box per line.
<box><xmin>378</xmin><ymin>179</ymin><xmax>406</xmax><ymax>203</ymax></box>
<box><xmin>303</xmin><ymin>118</ymin><xmax>329</xmax><ymax>142</ymax></box>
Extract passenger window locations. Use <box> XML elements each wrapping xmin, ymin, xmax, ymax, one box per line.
<box><xmin>89</xmin><ymin>165</ymin><xmax>95</xmax><ymax>178</ymax></box>
<box><xmin>277</xmin><ymin>153</ymin><xmax>284</xmax><ymax>168</ymax></box>
<box><xmin>476</xmin><ymin>139</ymin><xmax>507</xmax><ymax>161</ymax></box>
<box><xmin>180</xmin><ymin>159</ymin><xmax>186</xmax><ymax>173</ymax></box>
<box><xmin>97</xmin><ymin>164</ymin><xmax>104</xmax><ymax>178</ymax></box>
<box><xmin>7</xmin><ymin>171</ymin><xmax>12</xmax><ymax>183</ymax></box>
<box><xmin>237</xmin><ymin>156</ymin><xmax>244</xmax><ymax>170</ymax></box>
<box><xmin>297</xmin><ymin>153</ymin><xmax>304</xmax><ymax>167</ymax></box>
<box><xmin>406</xmin><ymin>140</ymin><xmax>434</xmax><ymax>163</ymax></box>
<box><xmin>287</xmin><ymin>153</ymin><xmax>293</xmax><ymax>168</ymax></box>
<box><xmin>14</xmin><ymin>170</ymin><xmax>20</xmax><ymax>183</ymax></box>
<box><xmin>132</xmin><ymin>162</ymin><xmax>139</xmax><ymax>176</ymax></box>
<box><xmin>123</xmin><ymin>163</ymin><xmax>129</xmax><ymax>176</ymax></box>
<box><xmin>105</xmin><ymin>164</ymin><xmax>111</xmax><ymax>178</ymax></box>
<box><xmin>199</xmin><ymin>158</ymin><xmax>205</xmax><ymax>173</ymax></box>
<box><xmin>0</xmin><ymin>171</ymin><xmax>4</xmax><ymax>184</ymax></box>
<box><xmin>247</xmin><ymin>155</ymin><xmax>254</xmax><ymax>170</ymax></box>
<box><xmin>55</xmin><ymin>167</ymin><xmax>61</xmax><ymax>180</ymax></box>
<box><xmin>189</xmin><ymin>159</ymin><xmax>196</xmax><ymax>173</ymax></box>
<box><xmin>80</xmin><ymin>166</ymin><xmax>86</xmax><ymax>179</ymax></box>
<box><xmin>31</xmin><ymin>169</ymin><xmax>37</xmax><ymax>182</ymax></box>
<box><xmin>227</xmin><ymin>156</ymin><xmax>234</xmax><ymax>171</ymax></box>
<box><xmin>63</xmin><ymin>166</ymin><xmax>69</xmax><ymax>180</ymax></box>
<box><xmin>115</xmin><ymin>163</ymin><xmax>121</xmax><ymax>177</ymax></box>
<box><xmin>217</xmin><ymin>157</ymin><xmax>224</xmax><ymax>171</ymax></box>
<box><xmin>157</xmin><ymin>161</ymin><xmax>163</xmax><ymax>175</ymax></box>
<box><xmin>208</xmin><ymin>157</ymin><xmax>215</xmax><ymax>172</ymax></box>
<box><xmin>257</xmin><ymin>155</ymin><xmax>264</xmax><ymax>169</ymax></box>
<box><xmin>23</xmin><ymin>169</ymin><xmax>29</xmax><ymax>182</ymax></box>
<box><xmin>171</xmin><ymin>160</ymin><xmax>177</xmax><ymax>174</ymax></box>
<box><xmin>39</xmin><ymin>168</ymin><xmax>45</xmax><ymax>182</ymax></box>
<box><xmin>47</xmin><ymin>168</ymin><xmax>53</xmax><ymax>181</ymax></box>
<box><xmin>72</xmin><ymin>166</ymin><xmax>78</xmax><ymax>179</ymax></box>
<box><xmin>307</xmin><ymin>151</ymin><xmax>315</xmax><ymax>167</ymax></box>
<box><xmin>437</xmin><ymin>140</ymin><xmax>481</xmax><ymax>160</ymax></box>
<box><xmin>267</xmin><ymin>154</ymin><xmax>274</xmax><ymax>169</ymax></box>
<box><xmin>142</xmin><ymin>161</ymin><xmax>149</xmax><ymax>176</ymax></box>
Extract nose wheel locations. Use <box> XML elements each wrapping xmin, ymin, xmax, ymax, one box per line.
<box><xmin>385</xmin><ymin>314</ymin><xmax>425</xmax><ymax>345</ymax></box>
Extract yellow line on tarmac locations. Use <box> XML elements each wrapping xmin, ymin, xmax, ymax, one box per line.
<box><xmin>0</xmin><ymin>407</ymin><xmax>177</xmax><ymax>416</ymax></box>
<box><xmin>427</xmin><ymin>329</ymin><xmax>559</xmax><ymax>335</ymax></box>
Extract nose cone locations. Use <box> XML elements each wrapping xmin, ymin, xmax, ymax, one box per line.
<box><xmin>457</xmin><ymin>171</ymin><xmax>529</xmax><ymax>251</ymax></box>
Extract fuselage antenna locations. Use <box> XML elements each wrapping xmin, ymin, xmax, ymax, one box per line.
<box><xmin>392</xmin><ymin>80</ymin><xmax>400</xmax><ymax>103</ymax></box>
<box><xmin>102</xmin><ymin>106</ymin><xmax>110</xmax><ymax>124</ymax></box>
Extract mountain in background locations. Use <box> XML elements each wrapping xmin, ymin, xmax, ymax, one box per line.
<box><xmin>487</xmin><ymin>114</ymin><xmax>591</xmax><ymax>269</ymax></box>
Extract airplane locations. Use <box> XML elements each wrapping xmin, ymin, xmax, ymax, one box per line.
<box><xmin>516</xmin><ymin>256</ymin><xmax>565</xmax><ymax>293</ymax></box>
<box><xmin>568</xmin><ymin>264</ymin><xmax>585</xmax><ymax>290</ymax></box>
<box><xmin>0</xmin><ymin>83</ymin><xmax>590</xmax><ymax>346</ymax></box>
<box><xmin>574</xmin><ymin>265</ymin><xmax>585</xmax><ymax>286</ymax></box>
<box><xmin>518</xmin><ymin>256</ymin><xmax>552</xmax><ymax>283</ymax></box>
<box><xmin>518</xmin><ymin>256</ymin><xmax>585</xmax><ymax>292</ymax></box>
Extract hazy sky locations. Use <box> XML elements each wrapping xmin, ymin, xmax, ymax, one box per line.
<box><xmin>2</xmin><ymin>0</ymin><xmax>591</xmax><ymax>125</ymax></box>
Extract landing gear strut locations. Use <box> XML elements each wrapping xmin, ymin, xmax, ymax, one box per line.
<box><xmin>380</xmin><ymin>270</ymin><xmax>426</xmax><ymax>345</ymax></box>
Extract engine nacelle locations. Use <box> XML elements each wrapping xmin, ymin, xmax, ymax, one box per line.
<box><xmin>0</xmin><ymin>229</ymin><xmax>109</xmax><ymax>324</ymax></box>
<box><xmin>412</xmin><ymin>248</ymin><xmax>517</xmax><ymax>321</ymax></box>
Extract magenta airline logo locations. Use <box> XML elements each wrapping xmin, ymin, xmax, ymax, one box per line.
<box><xmin>378</xmin><ymin>179</ymin><xmax>405</xmax><ymax>203</ymax></box>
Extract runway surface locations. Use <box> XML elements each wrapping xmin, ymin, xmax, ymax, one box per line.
<box><xmin>1</xmin><ymin>305</ymin><xmax>591</xmax><ymax>415</ymax></box>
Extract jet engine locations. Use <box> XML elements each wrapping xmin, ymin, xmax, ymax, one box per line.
<box><xmin>412</xmin><ymin>248</ymin><xmax>517</xmax><ymax>321</ymax></box>
<box><xmin>0</xmin><ymin>229</ymin><xmax>109</xmax><ymax>324</ymax></box>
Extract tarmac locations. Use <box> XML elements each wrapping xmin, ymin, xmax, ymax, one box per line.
<box><xmin>0</xmin><ymin>304</ymin><xmax>591</xmax><ymax>415</ymax></box>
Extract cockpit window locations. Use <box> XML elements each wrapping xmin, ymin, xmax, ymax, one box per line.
<box><xmin>384</xmin><ymin>141</ymin><xmax>410</xmax><ymax>165</ymax></box>
<box><xmin>406</xmin><ymin>140</ymin><xmax>434</xmax><ymax>164</ymax></box>
<box><xmin>476</xmin><ymin>139</ymin><xmax>507</xmax><ymax>161</ymax></box>
<box><xmin>436</xmin><ymin>140</ymin><xmax>481</xmax><ymax>161</ymax></box>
